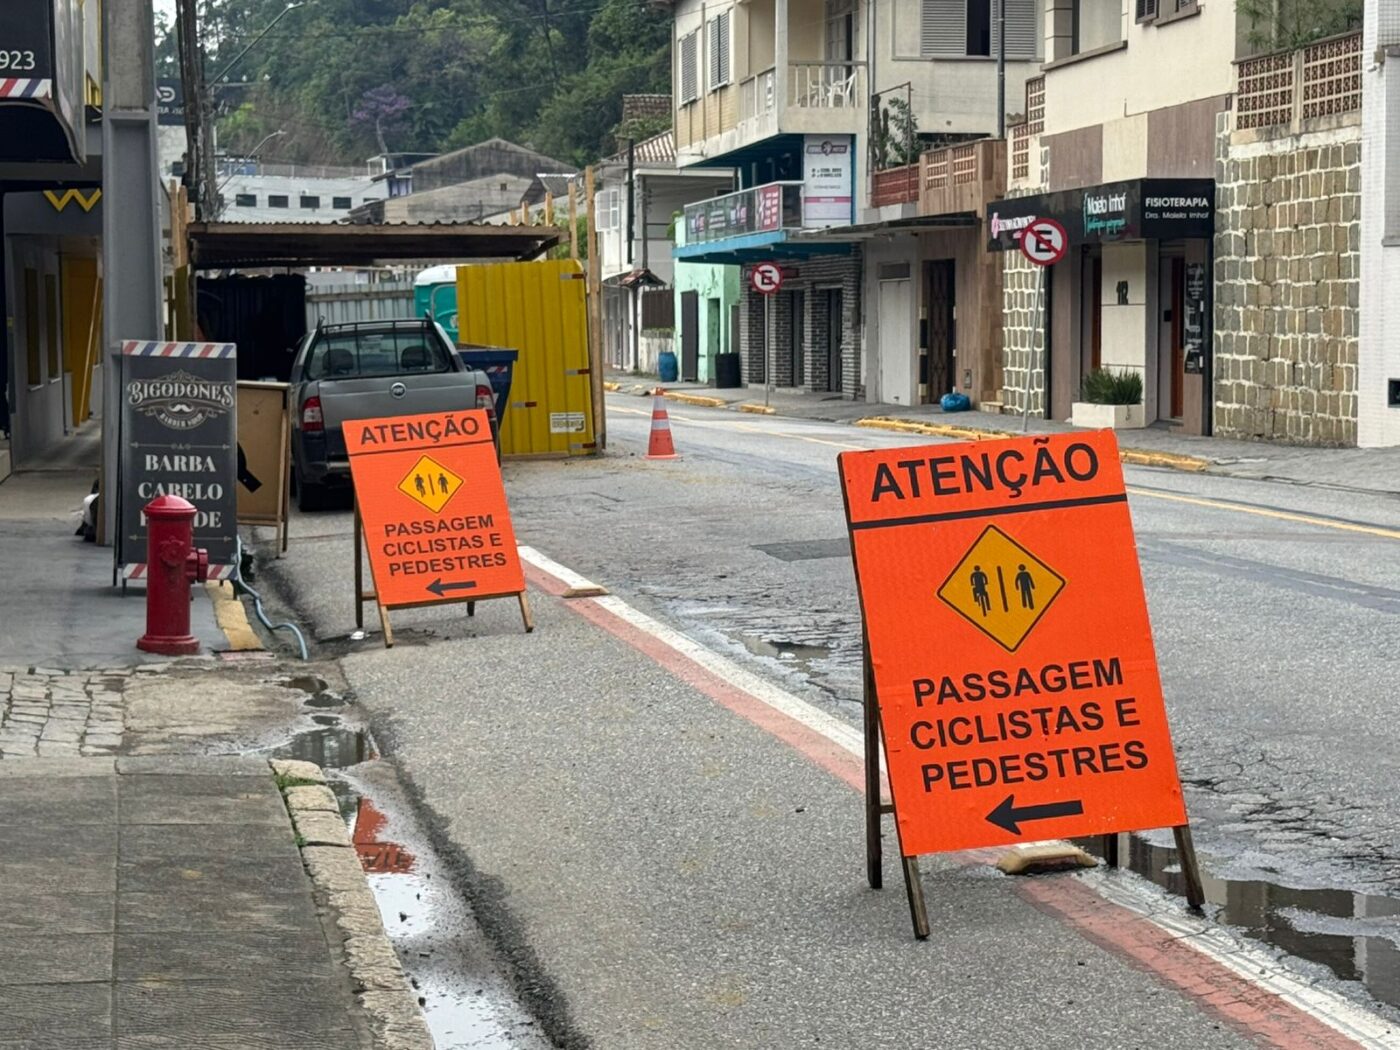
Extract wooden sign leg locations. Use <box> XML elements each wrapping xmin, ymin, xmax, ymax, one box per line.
<box><xmin>863</xmin><ymin>648</ymin><xmax>883</xmax><ymax>890</ymax></box>
<box><xmin>378</xmin><ymin>604</ymin><xmax>395</xmax><ymax>649</ymax></box>
<box><xmin>518</xmin><ymin>591</ymin><xmax>535</xmax><ymax>633</ymax></box>
<box><xmin>353</xmin><ymin>505</ymin><xmax>365</xmax><ymax>630</ymax></box>
<box><xmin>466</xmin><ymin>601</ymin><xmax>477</xmax><ymax>618</ymax></box>
<box><xmin>1102</xmin><ymin>833</ymin><xmax>1120</xmax><ymax>868</ymax></box>
<box><xmin>901</xmin><ymin>856</ymin><xmax>931</xmax><ymax>940</ymax></box>
<box><xmin>1173</xmin><ymin>824</ymin><xmax>1207</xmax><ymax>911</ymax></box>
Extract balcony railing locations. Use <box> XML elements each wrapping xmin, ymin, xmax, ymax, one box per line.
<box><xmin>871</xmin><ymin>164</ymin><xmax>919</xmax><ymax>208</ymax></box>
<box><xmin>919</xmin><ymin>138</ymin><xmax>1006</xmax><ymax>217</ymax></box>
<box><xmin>1236</xmin><ymin>31</ymin><xmax>1361</xmax><ymax>132</ymax></box>
<box><xmin>788</xmin><ymin>62</ymin><xmax>865</xmax><ymax>110</ymax></box>
<box><xmin>740</xmin><ymin>67</ymin><xmax>777</xmax><ymax>122</ymax></box>
<box><xmin>682</xmin><ymin>181</ymin><xmax>804</xmax><ymax>245</ymax></box>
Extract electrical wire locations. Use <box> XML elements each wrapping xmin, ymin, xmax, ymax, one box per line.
<box><xmin>232</xmin><ymin>536</ymin><xmax>310</xmax><ymax>661</ymax></box>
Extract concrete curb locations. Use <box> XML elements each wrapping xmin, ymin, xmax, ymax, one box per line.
<box><xmin>663</xmin><ymin>391</ymin><xmax>728</xmax><ymax>408</ymax></box>
<box><xmin>602</xmin><ymin>381</ymin><xmax>623</xmax><ymax>392</ymax></box>
<box><xmin>205</xmin><ymin>581</ymin><xmax>264</xmax><ymax>651</ymax></box>
<box><xmin>738</xmin><ymin>403</ymin><xmax>777</xmax><ymax>415</ymax></box>
<box><xmin>272</xmin><ymin>758</ymin><xmax>433</xmax><ymax>1050</ymax></box>
<box><xmin>854</xmin><ymin>416</ymin><xmax>1213</xmax><ymax>474</ymax></box>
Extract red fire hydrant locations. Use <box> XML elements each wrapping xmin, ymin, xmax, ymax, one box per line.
<box><xmin>137</xmin><ymin>495</ymin><xmax>210</xmax><ymax>656</ymax></box>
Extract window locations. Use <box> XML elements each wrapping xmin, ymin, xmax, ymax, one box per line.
<box><xmin>234</xmin><ymin>193</ymin><xmax>256</xmax><ymax>207</ymax></box>
<box><xmin>1069</xmin><ymin>0</ymin><xmax>1123</xmax><ymax>54</ymax></box>
<box><xmin>921</xmin><ymin>0</ymin><xmax>1038</xmax><ymax>59</ymax></box>
<box><xmin>332</xmin><ymin>196</ymin><xmax>352</xmax><ymax>209</ymax></box>
<box><xmin>679</xmin><ymin>30</ymin><xmax>699</xmax><ymax>103</ymax></box>
<box><xmin>305</xmin><ymin>327</ymin><xmax>451</xmax><ymax>380</ymax></box>
<box><xmin>268</xmin><ymin>194</ymin><xmax>289</xmax><ymax>208</ymax></box>
<box><xmin>641</xmin><ymin>289</ymin><xmax>675</xmax><ymax>329</ymax></box>
<box><xmin>44</xmin><ymin>274</ymin><xmax>59</xmax><ymax>382</ymax></box>
<box><xmin>1138</xmin><ymin>0</ymin><xmax>1196</xmax><ymax>22</ymax></box>
<box><xmin>708</xmin><ymin>11</ymin><xmax>731</xmax><ymax>89</ymax></box>
<box><xmin>1135</xmin><ymin>0</ymin><xmax>1158</xmax><ymax>20</ymax></box>
<box><xmin>597</xmin><ymin>188</ymin><xmax>621</xmax><ymax>230</ymax></box>
<box><xmin>300</xmin><ymin>195</ymin><xmax>320</xmax><ymax>210</ymax></box>
<box><xmin>826</xmin><ymin>0</ymin><xmax>854</xmax><ymax>61</ymax></box>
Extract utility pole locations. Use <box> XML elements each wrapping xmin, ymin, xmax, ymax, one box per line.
<box><xmin>996</xmin><ymin>0</ymin><xmax>1006</xmax><ymax>139</ymax></box>
<box><xmin>585</xmin><ymin>166</ymin><xmax>606</xmax><ymax>450</ymax></box>
<box><xmin>102</xmin><ymin>0</ymin><xmax>164</xmax><ymax>551</ymax></box>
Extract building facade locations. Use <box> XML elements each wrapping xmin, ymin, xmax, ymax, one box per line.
<box><xmin>992</xmin><ymin>3</ymin><xmax>1364</xmax><ymax>446</ymax></box>
<box><xmin>667</xmin><ymin>0</ymin><xmax>1041</xmax><ymax>401</ymax></box>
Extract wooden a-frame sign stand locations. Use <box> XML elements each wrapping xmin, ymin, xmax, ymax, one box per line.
<box><xmin>860</xmin><ymin>642</ymin><xmax>1208</xmax><ymax>940</ymax></box>
<box><xmin>353</xmin><ymin>501</ymin><xmax>534</xmax><ymax>650</ymax></box>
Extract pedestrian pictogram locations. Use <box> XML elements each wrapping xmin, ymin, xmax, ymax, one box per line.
<box><xmin>1019</xmin><ymin>217</ymin><xmax>1068</xmax><ymax>266</ymax></box>
<box><xmin>397</xmin><ymin>454</ymin><xmax>463</xmax><ymax>513</ymax></box>
<box><xmin>750</xmin><ymin>262</ymin><xmax>783</xmax><ymax>296</ymax></box>
<box><xmin>839</xmin><ymin>430</ymin><xmax>1205</xmax><ymax>937</ymax></box>
<box><xmin>344</xmin><ymin>409</ymin><xmax>532</xmax><ymax>647</ymax></box>
<box><xmin>937</xmin><ymin>525</ymin><xmax>1065</xmax><ymax>652</ymax></box>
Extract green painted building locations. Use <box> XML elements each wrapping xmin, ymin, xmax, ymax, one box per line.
<box><xmin>672</xmin><ymin>226</ymin><xmax>741</xmax><ymax>384</ymax></box>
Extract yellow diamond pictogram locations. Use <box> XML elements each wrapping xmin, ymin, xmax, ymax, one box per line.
<box><xmin>397</xmin><ymin>455</ymin><xmax>463</xmax><ymax>514</ymax></box>
<box><xmin>937</xmin><ymin>525</ymin><xmax>1065</xmax><ymax>652</ymax></box>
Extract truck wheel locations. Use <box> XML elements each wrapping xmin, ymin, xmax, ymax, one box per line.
<box><xmin>296</xmin><ymin>476</ymin><xmax>330</xmax><ymax>512</ymax></box>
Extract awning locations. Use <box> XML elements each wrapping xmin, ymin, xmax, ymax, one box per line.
<box><xmin>788</xmin><ymin>215</ymin><xmax>979</xmax><ymax>243</ymax></box>
<box><xmin>605</xmin><ymin>267</ymin><xmax>667</xmax><ymax>289</ymax></box>
<box><xmin>188</xmin><ymin>220</ymin><xmax>559</xmax><ymax>270</ymax></box>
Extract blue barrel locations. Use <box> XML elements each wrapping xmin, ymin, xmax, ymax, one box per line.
<box><xmin>657</xmin><ymin>350</ymin><xmax>679</xmax><ymax>383</ymax></box>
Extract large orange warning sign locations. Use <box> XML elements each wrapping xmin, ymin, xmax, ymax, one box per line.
<box><xmin>345</xmin><ymin>409</ymin><xmax>525</xmax><ymax>610</ymax></box>
<box><xmin>840</xmin><ymin>430</ymin><xmax>1187</xmax><ymax>856</ymax></box>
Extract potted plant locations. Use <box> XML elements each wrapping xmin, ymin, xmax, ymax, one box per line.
<box><xmin>1071</xmin><ymin>369</ymin><xmax>1146</xmax><ymax>429</ymax></box>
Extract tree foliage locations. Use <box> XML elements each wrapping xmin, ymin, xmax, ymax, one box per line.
<box><xmin>1236</xmin><ymin>0</ymin><xmax>1362</xmax><ymax>51</ymax></box>
<box><xmin>185</xmin><ymin>0</ymin><xmax>671</xmax><ymax>167</ymax></box>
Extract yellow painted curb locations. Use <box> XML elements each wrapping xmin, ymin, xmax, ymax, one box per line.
<box><xmin>1119</xmin><ymin>449</ymin><xmax>1211</xmax><ymax>472</ymax></box>
<box><xmin>855</xmin><ymin>417</ymin><xmax>1214</xmax><ymax>474</ymax></box>
<box><xmin>205</xmin><ymin>581</ymin><xmax>263</xmax><ymax>651</ymax></box>
<box><xmin>738</xmin><ymin>403</ymin><xmax>777</xmax><ymax>415</ymax></box>
<box><xmin>663</xmin><ymin>392</ymin><xmax>728</xmax><ymax>408</ymax></box>
<box><xmin>602</xmin><ymin>381</ymin><xmax>622</xmax><ymax>392</ymax></box>
<box><xmin>855</xmin><ymin>416</ymin><xmax>1012</xmax><ymax>442</ymax></box>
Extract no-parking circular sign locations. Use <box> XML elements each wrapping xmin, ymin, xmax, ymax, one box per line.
<box><xmin>750</xmin><ymin>262</ymin><xmax>784</xmax><ymax>296</ymax></box>
<box><xmin>1019</xmin><ymin>218</ymin><xmax>1068</xmax><ymax>267</ymax></box>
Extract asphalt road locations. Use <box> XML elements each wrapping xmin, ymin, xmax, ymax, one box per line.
<box><xmin>254</xmin><ymin>394</ymin><xmax>1400</xmax><ymax>1045</ymax></box>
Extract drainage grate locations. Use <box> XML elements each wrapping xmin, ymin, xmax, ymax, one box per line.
<box><xmin>752</xmin><ymin>538</ymin><xmax>850</xmax><ymax>562</ymax></box>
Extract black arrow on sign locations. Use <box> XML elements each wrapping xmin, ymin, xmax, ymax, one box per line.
<box><xmin>426</xmin><ymin>578</ymin><xmax>478</xmax><ymax>598</ymax></box>
<box><xmin>986</xmin><ymin>794</ymin><xmax>1084</xmax><ymax>835</ymax></box>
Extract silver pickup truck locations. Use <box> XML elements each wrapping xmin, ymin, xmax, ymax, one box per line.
<box><xmin>289</xmin><ymin>318</ymin><xmax>496</xmax><ymax>510</ymax></box>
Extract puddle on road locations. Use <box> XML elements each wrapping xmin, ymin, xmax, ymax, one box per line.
<box><xmin>336</xmin><ymin>770</ymin><xmax>553</xmax><ymax>1050</ymax></box>
<box><xmin>738</xmin><ymin>633</ymin><xmax>830</xmax><ymax>676</ymax></box>
<box><xmin>1084</xmin><ymin>833</ymin><xmax>1400</xmax><ymax>1010</ymax></box>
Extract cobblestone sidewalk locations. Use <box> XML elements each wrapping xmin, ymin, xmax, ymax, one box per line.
<box><xmin>0</xmin><ymin>664</ymin><xmax>159</xmax><ymax>759</ymax></box>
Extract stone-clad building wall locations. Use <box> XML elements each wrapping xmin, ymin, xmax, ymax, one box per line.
<box><xmin>1213</xmin><ymin>112</ymin><xmax>1361</xmax><ymax>445</ymax></box>
<box><xmin>1000</xmin><ymin>251</ymin><xmax>1045</xmax><ymax>417</ymax></box>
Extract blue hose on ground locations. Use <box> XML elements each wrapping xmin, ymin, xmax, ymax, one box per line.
<box><xmin>232</xmin><ymin>537</ymin><xmax>310</xmax><ymax>661</ymax></box>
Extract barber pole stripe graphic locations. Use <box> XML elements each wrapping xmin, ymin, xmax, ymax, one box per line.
<box><xmin>122</xmin><ymin>563</ymin><xmax>237</xmax><ymax>581</ymax></box>
<box><xmin>121</xmin><ymin>341</ymin><xmax>237</xmax><ymax>359</ymax></box>
<box><xmin>0</xmin><ymin>79</ymin><xmax>53</xmax><ymax>99</ymax></box>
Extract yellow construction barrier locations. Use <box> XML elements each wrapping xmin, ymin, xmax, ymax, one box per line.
<box><xmin>456</xmin><ymin>259</ymin><xmax>596</xmax><ymax>458</ymax></box>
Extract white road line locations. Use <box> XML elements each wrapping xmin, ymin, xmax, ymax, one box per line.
<box><xmin>518</xmin><ymin>546</ymin><xmax>609</xmax><ymax>597</ymax></box>
<box><xmin>520</xmin><ymin>542</ymin><xmax>1399</xmax><ymax>1045</ymax></box>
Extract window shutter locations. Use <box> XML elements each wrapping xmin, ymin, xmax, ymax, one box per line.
<box><xmin>1004</xmin><ymin>0</ymin><xmax>1038</xmax><ymax>58</ymax></box>
<box><xmin>1136</xmin><ymin>0</ymin><xmax>1158</xmax><ymax>21</ymax></box>
<box><xmin>921</xmin><ymin>0</ymin><xmax>966</xmax><ymax>57</ymax></box>
<box><xmin>717</xmin><ymin>11</ymin><xmax>731</xmax><ymax>88</ymax></box>
<box><xmin>680</xmin><ymin>32</ymin><xmax>699</xmax><ymax>103</ymax></box>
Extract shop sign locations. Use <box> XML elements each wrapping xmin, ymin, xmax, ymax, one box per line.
<box><xmin>803</xmin><ymin>135</ymin><xmax>853</xmax><ymax>227</ymax></box>
<box><xmin>987</xmin><ymin>179</ymin><xmax>1215</xmax><ymax>251</ymax></box>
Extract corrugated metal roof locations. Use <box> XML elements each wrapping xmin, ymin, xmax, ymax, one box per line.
<box><xmin>187</xmin><ymin>220</ymin><xmax>560</xmax><ymax>269</ymax></box>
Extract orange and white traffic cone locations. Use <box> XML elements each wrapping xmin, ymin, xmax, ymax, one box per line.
<box><xmin>647</xmin><ymin>390</ymin><xmax>679</xmax><ymax>459</ymax></box>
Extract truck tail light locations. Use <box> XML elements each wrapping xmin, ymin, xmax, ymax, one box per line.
<box><xmin>475</xmin><ymin>384</ymin><xmax>497</xmax><ymax>422</ymax></box>
<box><xmin>301</xmin><ymin>396</ymin><xmax>324</xmax><ymax>433</ymax></box>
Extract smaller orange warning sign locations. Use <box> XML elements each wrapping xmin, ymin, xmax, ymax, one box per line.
<box><xmin>345</xmin><ymin>410</ymin><xmax>524</xmax><ymax>609</ymax></box>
